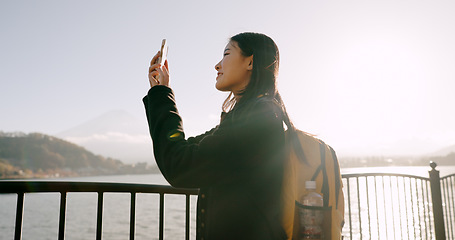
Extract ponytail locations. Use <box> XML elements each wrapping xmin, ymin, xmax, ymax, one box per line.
<box><xmin>274</xmin><ymin>92</ymin><xmax>308</xmax><ymax>164</ymax></box>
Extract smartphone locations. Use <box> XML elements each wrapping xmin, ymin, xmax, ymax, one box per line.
<box><xmin>157</xmin><ymin>39</ymin><xmax>168</xmax><ymax>65</ymax></box>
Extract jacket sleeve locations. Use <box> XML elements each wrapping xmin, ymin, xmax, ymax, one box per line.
<box><xmin>143</xmin><ymin>86</ymin><xmax>284</xmax><ymax>188</ymax></box>
<box><xmin>186</xmin><ymin>127</ymin><xmax>218</xmax><ymax>144</ymax></box>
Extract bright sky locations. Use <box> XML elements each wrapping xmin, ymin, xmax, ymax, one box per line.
<box><xmin>1</xmin><ymin>0</ymin><xmax>454</xmax><ymax>157</ymax></box>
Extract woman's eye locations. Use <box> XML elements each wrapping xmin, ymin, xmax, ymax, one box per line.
<box><xmin>223</xmin><ymin>53</ymin><xmax>229</xmax><ymax>57</ymax></box>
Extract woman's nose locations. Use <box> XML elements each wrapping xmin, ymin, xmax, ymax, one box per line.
<box><xmin>215</xmin><ymin>61</ymin><xmax>221</xmax><ymax>71</ymax></box>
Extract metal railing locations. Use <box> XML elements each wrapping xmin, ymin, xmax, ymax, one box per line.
<box><xmin>0</xmin><ymin>162</ymin><xmax>453</xmax><ymax>240</ymax></box>
<box><xmin>0</xmin><ymin>181</ymin><xmax>198</xmax><ymax>240</ymax></box>
<box><xmin>441</xmin><ymin>172</ymin><xmax>455</xmax><ymax>240</ymax></box>
<box><xmin>342</xmin><ymin>162</ymin><xmax>453</xmax><ymax>240</ymax></box>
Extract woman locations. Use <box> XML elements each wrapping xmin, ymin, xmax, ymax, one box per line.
<box><xmin>144</xmin><ymin>32</ymin><xmax>296</xmax><ymax>239</ymax></box>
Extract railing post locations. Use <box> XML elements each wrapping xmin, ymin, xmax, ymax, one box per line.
<box><xmin>429</xmin><ymin>161</ymin><xmax>446</xmax><ymax>240</ymax></box>
<box><xmin>58</xmin><ymin>192</ymin><xmax>67</xmax><ymax>240</ymax></box>
<box><xmin>159</xmin><ymin>192</ymin><xmax>164</xmax><ymax>240</ymax></box>
<box><xmin>14</xmin><ymin>192</ymin><xmax>24</xmax><ymax>240</ymax></box>
<box><xmin>130</xmin><ymin>192</ymin><xmax>136</xmax><ymax>240</ymax></box>
<box><xmin>96</xmin><ymin>192</ymin><xmax>104</xmax><ymax>240</ymax></box>
<box><xmin>185</xmin><ymin>194</ymin><xmax>190</xmax><ymax>240</ymax></box>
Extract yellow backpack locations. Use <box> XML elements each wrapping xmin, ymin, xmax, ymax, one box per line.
<box><xmin>281</xmin><ymin>129</ymin><xmax>345</xmax><ymax>240</ymax></box>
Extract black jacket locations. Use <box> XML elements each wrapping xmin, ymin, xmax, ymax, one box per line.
<box><xmin>143</xmin><ymin>86</ymin><xmax>287</xmax><ymax>240</ymax></box>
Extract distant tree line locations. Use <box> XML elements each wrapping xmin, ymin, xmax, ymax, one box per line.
<box><xmin>0</xmin><ymin>131</ymin><xmax>159</xmax><ymax>179</ymax></box>
<box><xmin>422</xmin><ymin>152</ymin><xmax>455</xmax><ymax>166</ymax></box>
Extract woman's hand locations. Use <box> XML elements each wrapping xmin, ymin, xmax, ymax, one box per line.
<box><xmin>148</xmin><ymin>51</ymin><xmax>170</xmax><ymax>88</ymax></box>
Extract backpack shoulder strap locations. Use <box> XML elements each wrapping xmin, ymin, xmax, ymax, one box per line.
<box><xmin>310</xmin><ymin>165</ymin><xmax>323</xmax><ymax>181</ymax></box>
<box><xmin>290</xmin><ymin>129</ymin><xmax>307</xmax><ymax>164</ymax></box>
<box><xmin>329</xmin><ymin>146</ymin><xmax>342</xmax><ymax>209</ymax></box>
<box><xmin>319</xmin><ymin>142</ymin><xmax>330</xmax><ymax>207</ymax></box>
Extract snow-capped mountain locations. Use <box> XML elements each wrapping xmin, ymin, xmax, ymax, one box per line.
<box><xmin>57</xmin><ymin>110</ymin><xmax>154</xmax><ymax>164</ymax></box>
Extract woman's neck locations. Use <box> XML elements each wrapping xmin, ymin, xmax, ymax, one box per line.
<box><xmin>233</xmin><ymin>92</ymin><xmax>242</xmax><ymax>101</ymax></box>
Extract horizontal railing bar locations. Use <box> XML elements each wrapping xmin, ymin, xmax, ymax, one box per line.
<box><xmin>0</xmin><ymin>173</ymin><xmax>432</xmax><ymax>195</ymax></box>
<box><xmin>1</xmin><ymin>172</ymin><xmax>439</xmax><ymax>195</ymax></box>
<box><xmin>342</xmin><ymin>172</ymin><xmax>430</xmax><ymax>181</ymax></box>
<box><xmin>441</xmin><ymin>172</ymin><xmax>455</xmax><ymax>180</ymax></box>
<box><xmin>0</xmin><ymin>181</ymin><xmax>199</xmax><ymax>195</ymax></box>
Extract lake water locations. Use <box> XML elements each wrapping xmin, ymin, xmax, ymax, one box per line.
<box><xmin>0</xmin><ymin>166</ymin><xmax>454</xmax><ymax>240</ymax></box>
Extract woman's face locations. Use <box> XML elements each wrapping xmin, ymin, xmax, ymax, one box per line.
<box><xmin>214</xmin><ymin>41</ymin><xmax>253</xmax><ymax>95</ymax></box>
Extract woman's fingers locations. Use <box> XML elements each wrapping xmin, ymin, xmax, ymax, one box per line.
<box><xmin>150</xmin><ymin>51</ymin><xmax>160</xmax><ymax>66</ymax></box>
<box><xmin>149</xmin><ymin>69</ymin><xmax>159</xmax><ymax>78</ymax></box>
<box><xmin>148</xmin><ymin>70</ymin><xmax>160</xmax><ymax>87</ymax></box>
<box><xmin>148</xmin><ymin>53</ymin><xmax>170</xmax><ymax>88</ymax></box>
<box><xmin>148</xmin><ymin>52</ymin><xmax>161</xmax><ymax>87</ymax></box>
<box><xmin>161</xmin><ymin>61</ymin><xmax>169</xmax><ymax>79</ymax></box>
<box><xmin>164</xmin><ymin>59</ymin><xmax>169</xmax><ymax>71</ymax></box>
<box><xmin>149</xmin><ymin>77</ymin><xmax>158</xmax><ymax>87</ymax></box>
<box><xmin>149</xmin><ymin>61</ymin><xmax>162</xmax><ymax>73</ymax></box>
<box><xmin>148</xmin><ymin>51</ymin><xmax>160</xmax><ymax>74</ymax></box>
<box><xmin>156</xmin><ymin>62</ymin><xmax>170</xmax><ymax>87</ymax></box>
<box><xmin>149</xmin><ymin>62</ymin><xmax>162</xmax><ymax>82</ymax></box>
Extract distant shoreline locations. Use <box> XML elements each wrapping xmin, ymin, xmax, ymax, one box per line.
<box><xmin>0</xmin><ymin>166</ymin><xmax>161</xmax><ymax>180</ymax></box>
<box><xmin>3</xmin><ymin>165</ymin><xmax>454</xmax><ymax>181</ymax></box>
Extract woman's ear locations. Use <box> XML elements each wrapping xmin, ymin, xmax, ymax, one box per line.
<box><xmin>247</xmin><ymin>55</ymin><xmax>253</xmax><ymax>70</ymax></box>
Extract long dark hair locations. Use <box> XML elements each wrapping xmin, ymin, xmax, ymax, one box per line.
<box><xmin>223</xmin><ymin>32</ymin><xmax>296</xmax><ymax>134</ymax></box>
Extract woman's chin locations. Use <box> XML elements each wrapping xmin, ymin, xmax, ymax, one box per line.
<box><xmin>215</xmin><ymin>82</ymin><xmax>227</xmax><ymax>91</ymax></box>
